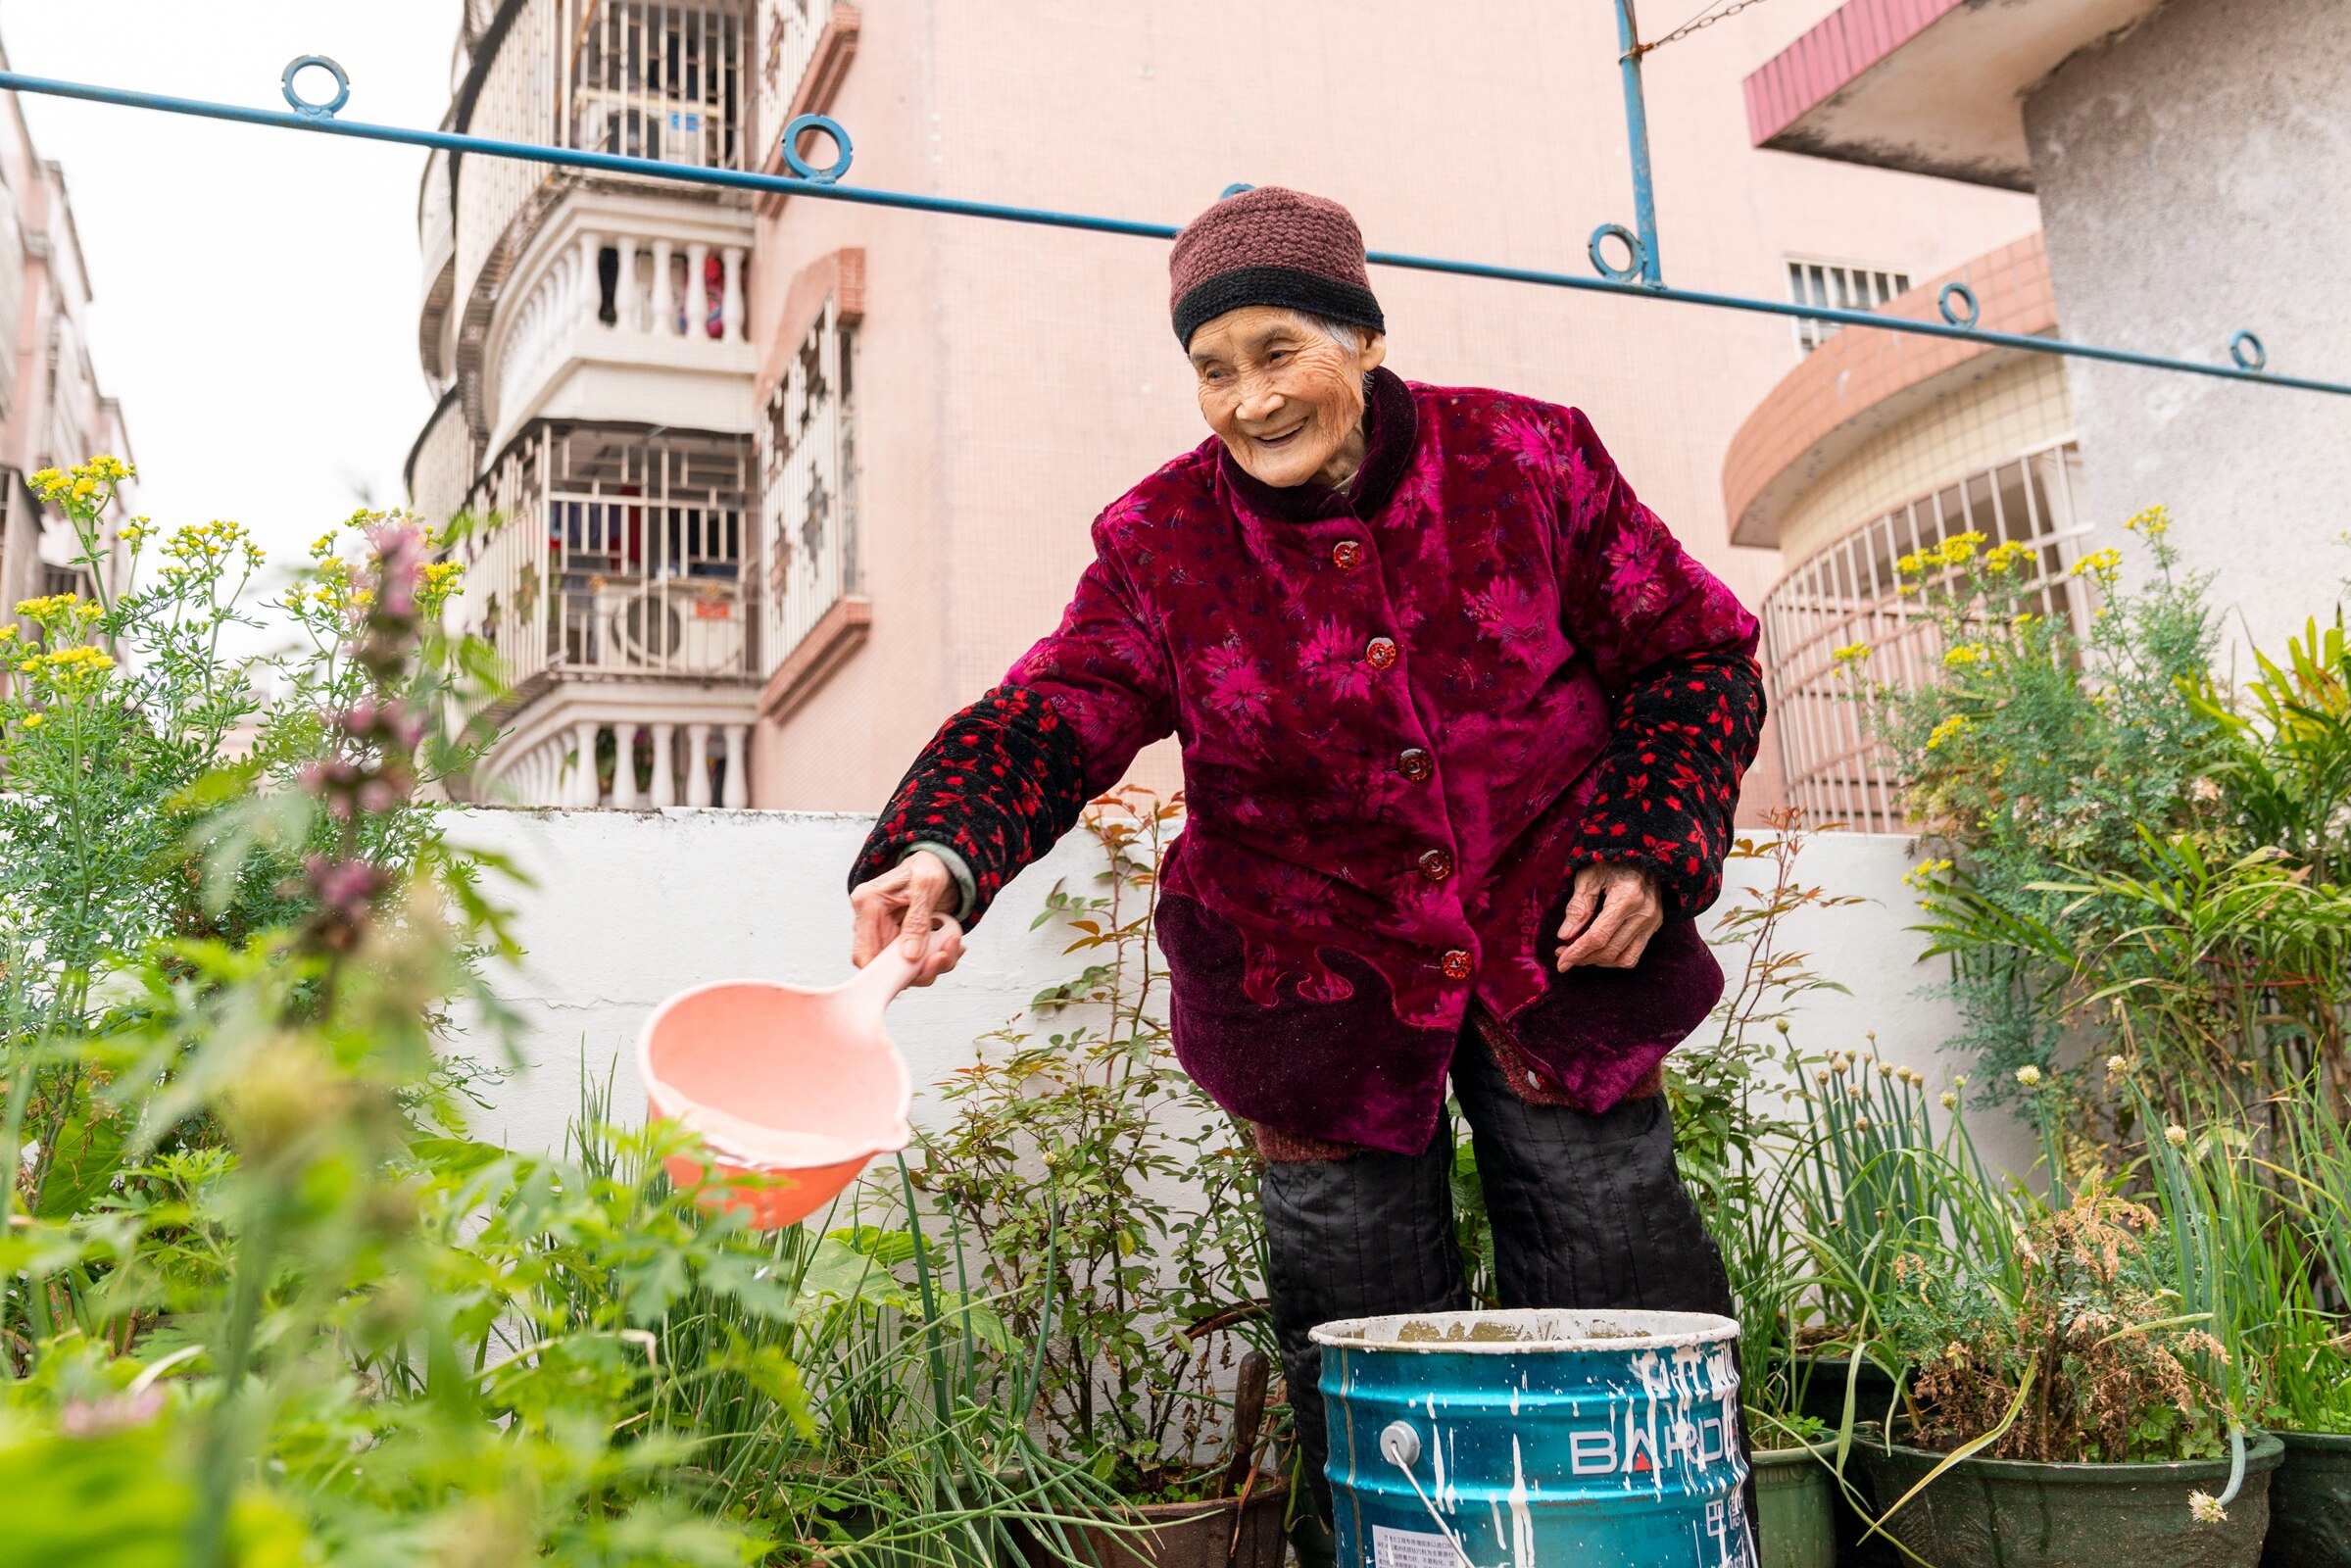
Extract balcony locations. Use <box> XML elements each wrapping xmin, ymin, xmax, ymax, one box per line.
<box><xmin>482</xmin><ymin>192</ymin><xmax>756</xmax><ymax>454</ymax></box>
<box><xmin>450</xmin><ymin>0</ymin><xmax>754</xmax><ymax>442</ymax></box>
<box><xmin>454</xmin><ymin>422</ymin><xmax>760</xmax><ymax>808</ymax></box>
<box><xmin>1760</xmin><ymin>444</ymin><xmax>2091</xmax><ymax>833</ymax></box>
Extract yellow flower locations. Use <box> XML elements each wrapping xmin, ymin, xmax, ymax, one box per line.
<box><xmin>2015</xmin><ymin>1064</ymin><xmax>2043</xmax><ymax>1088</ymax></box>
<box><xmin>1983</xmin><ymin>541</ymin><xmax>2032</xmax><ymax>572</ymax></box>
<box><xmin>1832</xmin><ymin>642</ymin><xmax>1872</xmax><ymax>664</ymax></box>
<box><xmin>1942</xmin><ymin>643</ymin><xmax>1988</xmax><ymax>667</ymax></box>
<box><xmin>1903</xmin><ymin>858</ymin><xmax>1954</xmax><ymax>889</ymax></box>
<box><xmin>2071</xmin><ymin>548</ymin><xmax>2125</xmax><ymax>579</ymax></box>
<box><xmin>21</xmin><ymin>711</ymin><xmax>43</xmax><ymax>729</ymax></box>
<box><xmin>1895</xmin><ymin>552</ymin><xmax>1927</xmax><ymax>576</ymax></box>
<box><xmin>2125</xmin><ymin>506</ymin><xmax>2171</xmax><ymax>538</ymax></box>
<box><xmin>1926</xmin><ymin>714</ymin><xmax>1970</xmax><ymax>751</ymax></box>
<box><xmin>1936</xmin><ymin>530</ymin><xmax>1986</xmax><ymax>564</ymax></box>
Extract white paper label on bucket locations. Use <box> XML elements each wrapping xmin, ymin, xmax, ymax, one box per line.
<box><xmin>1372</xmin><ymin>1525</ymin><xmax>1458</xmax><ymax>1568</ymax></box>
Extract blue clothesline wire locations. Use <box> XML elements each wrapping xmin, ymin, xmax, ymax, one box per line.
<box><xmin>2</xmin><ymin>60</ymin><xmax>2342</xmax><ymax>400</ymax></box>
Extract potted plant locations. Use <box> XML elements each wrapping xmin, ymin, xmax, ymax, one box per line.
<box><xmin>915</xmin><ymin>789</ymin><xmax>1290</xmax><ymax>1568</ymax></box>
<box><xmin>2248</xmin><ymin>1077</ymin><xmax>2351</xmax><ymax>1567</ymax></box>
<box><xmin>1855</xmin><ymin>1125</ymin><xmax>2280</xmax><ymax>1568</ymax></box>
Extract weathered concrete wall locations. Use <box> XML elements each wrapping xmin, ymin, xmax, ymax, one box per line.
<box><xmin>445</xmin><ymin>806</ymin><xmax>2035</xmax><ymax>1178</ymax></box>
<box><xmin>2025</xmin><ymin>0</ymin><xmax>2351</xmax><ymax>659</ymax></box>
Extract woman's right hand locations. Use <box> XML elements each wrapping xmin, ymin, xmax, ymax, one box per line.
<box><xmin>850</xmin><ymin>852</ymin><xmax>965</xmax><ymax>985</ymax></box>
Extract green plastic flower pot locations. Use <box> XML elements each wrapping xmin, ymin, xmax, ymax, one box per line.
<box><xmin>1751</xmin><ymin>1439</ymin><xmax>1837</xmax><ymax>1568</ymax></box>
<box><xmin>1784</xmin><ymin>1354</ymin><xmax>1905</xmax><ymax>1566</ymax></box>
<box><xmin>2263</xmin><ymin>1430</ymin><xmax>2351</xmax><ymax>1567</ymax></box>
<box><xmin>1858</xmin><ymin>1433</ymin><xmax>2285</xmax><ymax>1568</ymax></box>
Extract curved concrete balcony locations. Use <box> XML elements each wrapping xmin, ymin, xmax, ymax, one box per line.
<box><xmin>482</xmin><ymin>189</ymin><xmax>756</xmax><ymax>457</ymax></box>
<box><xmin>1722</xmin><ymin>233</ymin><xmax>2055</xmax><ymax>553</ymax></box>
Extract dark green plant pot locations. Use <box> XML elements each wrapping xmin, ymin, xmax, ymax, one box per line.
<box><xmin>1858</xmin><ymin>1434</ymin><xmax>2285</xmax><ymax>1568</ymax></box>
<box><xmin>1751</xmin><ymin>1440</ymin><xmax>1837</xmax><ymax>1568</ymax></box>
<box><xmin>1786</xmin><ymin>1351</ymin><xmax>1903</xmax><ymax>1434</ymax></box>
<box><xmin>2263</xmin><ymin>1430</ymin><xmax>2351</xmax><ymax>1567</ymax></box>
<box><xmin>1012</xmin><ymin>1478</ymin><xmax>1289</xmax><ymax>1568</ymax></box>
<box><xmin>1782</xmin><ymin>1354</ymin><xmax>1905</xmax><ymax>1566</ymax></box>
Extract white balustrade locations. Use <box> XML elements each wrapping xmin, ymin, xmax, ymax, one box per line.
<box><xmin>493</xmin><ymin>228</ymin><xmax>750</xmax><ymax>446</ymax></box>
<box><xmin>685</xmin><ymin>242</ymin><xmax>711</xmax><ymax>338</ymax></box>
<box><xmin>650</xmin><ymin>238</ymin><xmax>674</xmax><ymax>337</ymax></box>
<box><xmin>501</xmin><ymin>719</ymin><xmax>751</xmax><ymax>813</ymax></box>
<box><xmin>722</xmin><ymin>245</ymin><xmax>746</xmax><ymax>341</ymax></box>
<box><xmin>650</xmin><ymin>723</ymin><xmax>677</xmax><ymax>807</ymax></box>
<box><xmin>722</xmin><ymin>725</ymin><xmax>749</xmax><ymax>808</ymax></box>
<box><xmin>611</xmin><ymin>723</ymin><xmax>641</xmax><ymax>808</ymax></box>
<box><xmin>685</xmin><ymin>723</ymin><xmax>712</xmax><ymax>807</ymax></box>
<box><xmin>569</xmin><ymin>721</ymin><xmax>601</xmax><ymax>808</ymax></box>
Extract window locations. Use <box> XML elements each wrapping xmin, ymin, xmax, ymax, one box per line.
<box><xmin>1787</xmin><ymin>259</ymin><xmax>1911</xmax><ymax>356</ymax></box>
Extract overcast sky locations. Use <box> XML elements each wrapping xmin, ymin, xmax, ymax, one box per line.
<box><xmin>3</xmin><ymin>1</ymin><xmax>465</xmax><ymax>606</ymax></box>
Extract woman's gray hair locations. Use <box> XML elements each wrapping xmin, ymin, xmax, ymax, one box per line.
<box><xmin>1277</xmin><ymin>309</ymin><xmax>1367</xmax><ymax>355</ymax></box>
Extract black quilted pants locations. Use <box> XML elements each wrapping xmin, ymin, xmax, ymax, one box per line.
<box><xmin>1257</xmin><ymin>1034</ymin><xmax>1759</xmax><ymax>1544</ymax></box>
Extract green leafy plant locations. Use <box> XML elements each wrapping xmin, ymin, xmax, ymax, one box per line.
<box><xmin>915</xmin><ymin>786</ymin><xmax>1274</xmax><ymax>1502</ymax></box>
<box><xmin>1</xmin><ymin>498</ymin><xmax>775</xmax><ymax>1566</ymax></box>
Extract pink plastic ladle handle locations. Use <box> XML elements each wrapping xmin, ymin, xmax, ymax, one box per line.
<box><xmin>840</xmin><ymin>911</ymin><xmax>963</xmax><ymax>1027</ymax></box>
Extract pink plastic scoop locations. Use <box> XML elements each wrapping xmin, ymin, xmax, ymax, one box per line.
<box><xmin>634</xmin><ymin>916</ymin><xmax>955</xmax><ymax>1228</ymax></box>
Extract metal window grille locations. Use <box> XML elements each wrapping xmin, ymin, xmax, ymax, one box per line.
<box><xmin>460</xmin><ymin>422</ymin><xmax>755</xmax><ymax>685</ymax></box>
<box><xmin>759</xmin><ymin>295</ymin><xmax>858</xmax><ymax>675</ymax></box>
<box><xmin>568</xmin><ymin>0</ymin><xmax>748</xmax><ymax>171</ymax></box>
<box><xmin>1787</xmin><ymin>259</ymin><xmax>1911</xmax><ymax>356</ymax></box>
<box><xmin>1759</xmin><ymin>442</ymin><xmax>2091</xmax><ymax>833</ymax></box>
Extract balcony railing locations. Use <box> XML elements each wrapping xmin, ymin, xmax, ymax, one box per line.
<box><xmin>1760</xmin><ymin>441</ymin><xmax>2091</xmax><ymax>833</ymax></box>
<box><xmin>460</xmin><ymin>424</ymin><xmax>758</xmax><ymax>689</ymax></box>
<box><xmin>491</xmin><ymin>220</ymin><xmax>751</xmax><ymax>442</ymax></box>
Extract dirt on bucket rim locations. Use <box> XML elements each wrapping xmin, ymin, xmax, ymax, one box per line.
<box><xmin>1309</xmin><ymin>1307</ymin><xmax>1739</xmax><ymax>1353</ymax></box>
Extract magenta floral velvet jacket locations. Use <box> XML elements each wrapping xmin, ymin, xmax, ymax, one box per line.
<box><xmin>851</xmin><ymin>368</ymin><xmax>1764</xmax><ymax>1154</ymax></box>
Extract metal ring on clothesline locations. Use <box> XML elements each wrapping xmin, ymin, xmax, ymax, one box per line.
<box><xmin>1588</xmin><ymin>222</ymin><xmax>1645</xmax><ymax>284</ymax></box>
<box><xmin>1220</xmin><ymin>182</ymin><xmax>1256</xmax><ymax>200</ymax></box>
<box><xmin>779</xmin><ymin>114</ymin><xmax>853</xmax><ymax>184</ymax></box>
<box><xmin>1938</xmin><ymin>281</ymin><xmax>1981</xmax><ymax>330</ymax></box>
<box><xmin>2230</xmin><ymin>330</ymin><xmax>2269</xmax><ymax>372</ymax></box>
<box><xmin>281</xmin><ymin>56</ymin><xmax>349</xmax><ymax>121</ymax></box>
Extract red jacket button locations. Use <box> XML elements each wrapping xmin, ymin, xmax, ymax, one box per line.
<box><xmin>1398</xmin><ymin>747</ymin><xmax>1433</xmax><ymax>782</ymax></box>
<box><xmin>1365</xmin><ymin>636</ymin><xmax>1399</xmax><ymax>670</ymax></box>
<box><xmin>1417</xmin><ymin>847</ymin><xmax>1453</xmax><ymax>881</ymax></box>
<box><xmin>1441</xmin><ymin>949</ymin><xmax>1474</xmax><ymax>980</ymax></box>
<box><xmin>1332</xmin><ymin>539</ymin><xmax>1364</xmax><ymax>569</ymax></box>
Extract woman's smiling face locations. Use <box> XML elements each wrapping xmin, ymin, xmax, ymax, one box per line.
<box><xmin>1190</xmin><ymin>307</ymin><xmax>1388</xmax><ymax>489</ymax></box>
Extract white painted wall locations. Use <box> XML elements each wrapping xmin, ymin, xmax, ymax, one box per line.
<box><xmin>444</xmin><ymin>807</ymin><xmax>2035</xmax><ymax>1178</ymax></box>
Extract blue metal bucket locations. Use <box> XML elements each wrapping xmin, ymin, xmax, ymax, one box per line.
<box><xmin>1314</xmin><ymin>1307</ymin><xmax>1754</xmax><ymax>1568</ymax></box>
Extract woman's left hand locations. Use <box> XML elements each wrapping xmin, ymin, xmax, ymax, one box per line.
<box><xmin>1555</xmin><ymin>862</ymin><xmax>1664</xmax><ymax>970</ymax></box>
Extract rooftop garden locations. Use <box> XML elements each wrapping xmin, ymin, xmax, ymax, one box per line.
<box><xmin>3</xmin><ymin>466</ymin><xmax>2350</xmax><ymax>1567</ymax></box>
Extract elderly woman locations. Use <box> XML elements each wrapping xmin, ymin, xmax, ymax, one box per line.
<box><xmin>847</xmin><ymin>187</ymin><xmax>1764</xmax><ymax>1553</ymax></box>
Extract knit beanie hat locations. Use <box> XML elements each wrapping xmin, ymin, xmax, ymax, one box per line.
<box><xmin>1168</xmin><ymin>186</ymin><xmax>1385</xmax><ymax>349</ymax></box>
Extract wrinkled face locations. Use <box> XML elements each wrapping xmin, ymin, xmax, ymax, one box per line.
<box><xmin>1190</xmin><ymin>306</ymin><xmax>1389</xmax><ymax>488</ymax></box>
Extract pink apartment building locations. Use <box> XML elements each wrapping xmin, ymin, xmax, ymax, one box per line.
<box><xmin>0</xmin><ymin>34</ymin><xmax>135</xmax><ymax>618</ymax></box>
<box><xmin>411</xmin><ymin>1</ymin><xmax>2036</xmax><ymax>819</ymax></box>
